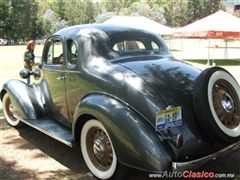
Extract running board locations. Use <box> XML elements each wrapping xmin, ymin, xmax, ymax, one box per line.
<box><xmin>20</xmin><ymin>118</ymin><xmax>73</xmax><ymax>147</ymax></box>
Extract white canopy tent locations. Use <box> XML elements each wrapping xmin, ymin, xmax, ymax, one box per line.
<box><xmin>174</xmin><ymin>11</ymin><xmax>240</xmax><ymax>63</ymax></box>
<box><xmin>174</xmin><ymin>11</ymin><xmax>240</xmax><ymax>38</ymax></box>
<box><xmin>102</xmin><ymin>16</ymin><xmax>173</xmax><ymax>36</ymax></box>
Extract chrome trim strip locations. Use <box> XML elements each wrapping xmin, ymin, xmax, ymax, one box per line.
<box><xmin>172</xmin><ymin>141</ymin><xmax>240</xmax><ymax>172</ymax></box>
<box><xmin>18</xmin><ymin>117</ymin><xmax>73</xmax><ymax>147</ymax></box>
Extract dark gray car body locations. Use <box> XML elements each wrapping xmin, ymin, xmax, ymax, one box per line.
<box><xmin>1</xmin><ymin>24</ymin><xmax>240</xmax><ymax>172</ymax></box>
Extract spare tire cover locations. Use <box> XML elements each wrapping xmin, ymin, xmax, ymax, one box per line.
<box><xmin>193</xmin><ymin>67</ymin><xmax>240</xmax><ymax>144</ymax></box>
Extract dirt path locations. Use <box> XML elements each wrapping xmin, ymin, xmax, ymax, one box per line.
<box><xmin>0</xmin><ymin>106</ymin><xmax>150</xmax><ymax>180</ymax></box>
<box><xmin>0</xmin><ymin>108</ymin><xmax>94</xmax><ymax>180</ymax></box>
<box><xmin>1</xmin><ymin>105</ymin><xmax>240</xmax><ymax>180</ymax></box>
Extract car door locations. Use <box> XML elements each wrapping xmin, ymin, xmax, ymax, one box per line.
<box><xmin>42</xmin><ymin>36</ymin><xmax>70</xmax><ymax>126</ymax></box>
<box><xmin>65</xmin><ymin>39</ymin><xmax>85</xmax><ymax>122</ymax></box>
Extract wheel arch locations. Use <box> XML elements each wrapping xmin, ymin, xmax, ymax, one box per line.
<box><xmin>1</xmin><ymin>80</ymin><xmax>45</xmax><ymax>119</ymax></box>
<box><xmin>73</xmin><ymin>113</ymin><xmax>96</xmax><ymax>142</ymax></box>
<box><xmin>72</xmin><ymin>92</ymin><xmax>172</xmax><ymax>172</ymax></box>
<box><xmin>0</xmin><ymin>89</ymin><xmax>7</xmax><ymax>101</ymax></box>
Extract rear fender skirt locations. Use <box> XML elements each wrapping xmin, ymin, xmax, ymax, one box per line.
<box><xmin>1</xmin><ymin>80</ymin><xmax>45</xmax><ymax>119</ymax></box>
<box><xmin>73</xmin><ymin>93</ymin><xmax>172</xmax><ymax>172</ymax></box>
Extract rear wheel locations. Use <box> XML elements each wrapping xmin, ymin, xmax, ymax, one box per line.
<box><xmin>2</xmin><ymin>93</ymin><xmax>24</xmax><ymax>128</ymax></box>
<box><xmin>194</xmin><ymin>67</ymin><xmax>240</xmax><ymax>144</ymax></box>
<box><xmin>81</xmin><ymin>119</ymin><xmax>127</xmax><ymax>179</ymax></box>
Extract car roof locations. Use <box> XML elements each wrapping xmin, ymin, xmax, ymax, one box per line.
<box><xmin>54</xmin><ymin>23</ymin><xmax>158</xmax><ymax>39</ymax></box>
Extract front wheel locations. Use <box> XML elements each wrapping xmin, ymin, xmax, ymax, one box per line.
<box><xmin>81</xmin><ymin>119</ymin><xmax>126</xmax><ymax>180</ymax></box>
<box><xmin>2</xmin><ymin>93</ymin><xmax>24</xmax><ymax>128</ymax></box>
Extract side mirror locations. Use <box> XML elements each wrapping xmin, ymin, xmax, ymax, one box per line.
<box><xmin>38</xmin><ymin>63</ymin><xmax>42</xmax><ymax>69</ymax></box>
<box><xmin>33</xmin><ymin>69</ymin><xmax>41</xmax><ymax>79</ymax></box>
<box><xmin>19</xmin><ymin>68</ymin><xmax>31</xmax><ymax>79</ymax></box>
<box><xmin>19</xmin><ymin>68</ymin><xmax>41</xmax><ymax>80</ymax></box>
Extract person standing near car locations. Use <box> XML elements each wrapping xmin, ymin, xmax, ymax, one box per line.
<box><xmin>24</xmin><ymin>40</ymin><xmax>35</xmax><ymax>84</ymax></box>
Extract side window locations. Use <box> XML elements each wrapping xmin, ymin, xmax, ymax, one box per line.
<box><xmin>45</xmin><ymin>39</ymin><xmax>64</xmax><ymax>65</ymax></box>
<box><xmin>151</xmin><ymin>41</ymin><xmax>162</xmax><ymax>50</ymax></box>
<box><xmin>47</xmin><ymin>44</ymin><xmax>53</xmax><ymax>64</ymax></box>
<box><xmin>67</xmin><ymin>40</ymin><xmax>78</xmax><ymax>65</ymax></box>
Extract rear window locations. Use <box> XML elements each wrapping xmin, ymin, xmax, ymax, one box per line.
<box><xmin>109</xmin><ymin>35</ymin><xmax>165</xmax><ymax>58</ymax></box>
<box><xmin>113</xmin><ymin>40</ymin><xmax>145</xmax><ymax>51</ymax></box>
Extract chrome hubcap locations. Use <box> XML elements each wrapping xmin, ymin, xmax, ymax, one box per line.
<box><xmin>221</xmin><ymin>92</ymin><xmax>234</xmax><ymax>112</ymax></box>
<box><xmin>5</xmin><ymin>96</ymin><xmax>17</xmax><ymax>122</ymax></box>
<box><xmin>93</xmin><ymin>138</ymin><xmax>105</xmax><ymax>160</ymax></box>
<box><xmin>212</xmin><ymin>80</ymin><xmax>240</xmax><ymax>129</ymax></box>
<box><xmin>87</xmin><ymin>127</ymin><xmax>113</xmax><ymax>171</ymax></box>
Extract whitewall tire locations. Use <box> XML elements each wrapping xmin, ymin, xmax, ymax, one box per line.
<box><xmin>194</xmin><ymin>67</ymin><xmax>240</xmax><ymax>144</ymax></box>
<box><xmin>81</xmin><ymin>119</ymin><xmax>117</xmax><ymax>179</ymax></box>
<box><xmin>2</xmin><ymin>93</ymin><xmax>23</xmax><ymax>128</ymax></box>
<box><xmin>208</xmin><ymin>70</ymin><xmax>240</xmax><ymax>137</ymax></box>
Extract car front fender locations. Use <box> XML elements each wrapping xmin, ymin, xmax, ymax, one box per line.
<box><xmin>1</xmin><ymin>80</ymin><xmax>45</xmax><ymax>119</ymax></box>
<box><xmin>73</xmin><ymin>92</ymin><xmax>172</xmax><ymax>172</ymax></box>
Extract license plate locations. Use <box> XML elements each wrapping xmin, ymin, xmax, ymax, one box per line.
<box><xmin>156</xmin><ymin>106</ymin><xmax>182</xmax><ymax>131</ymax></box>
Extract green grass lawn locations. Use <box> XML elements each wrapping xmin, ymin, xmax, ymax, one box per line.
<box><xmin>0</xmin><ymin>45</ymin><xmax>44</xmax><ymax>80</ymax></box>
<box><xmin>0</xmin><ymin>45</ymin><xmax>239</xmax><ymax>85</ymax></box>
<box><xmin>185</xmin><ymin>59</ymin><xmax>240</xmax><ymax>66</ymax></box>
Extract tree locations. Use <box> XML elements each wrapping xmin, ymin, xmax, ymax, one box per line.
<box><xmin>4</xmin><ymin>0</ymin><xmax>40</xmax><ymax>41</ymax></box>
<box><xmin>119</xmin><ymin>2</ymin><xmax>166</xmax><ymax>24</ymax></box>
<box><xmin>39</xmin><ymin>8</ymin><xmax>68</xmax><ymax>37</ymax></box>
<box><xmin>0</xmin><ymin>0</ymin><xmax>10</xmax><ymax>38</ymax></box>
<box><xmin>52</xmin><ymin>0</ymin><xmax>66</xmax><ymax>20</ymax></box>
<box><xmin>148</xmin><ymin>0</ymin><xmax>225</xmax><ymax>27</ymax></box>
<box><xmin>169</xmin><ymin>0</ymin><xmax>188</xmax><ymax>27</ymax></box>
<box><xmin>187</xmin><ymin>0</ymin><xmax>225</xmax><ymax>24</ymax></box>
<box><xmin>64</xmin><ymin>0</ymin><xmax>101</xmax><ymax>25</ymax></box>
<box><xmin>0</xmin><ymin>0</ymin><xmax>227</xmax><ymax>40</ymax></box>
<box><xmin>102</xmin><ymin>0</ymin><xmax>137</xmax><ymax>13</ymax></box>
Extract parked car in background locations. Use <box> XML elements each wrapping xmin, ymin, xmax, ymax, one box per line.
<box><xmin>1</xmin><ymin>24</ymin><xmax>240</xmax><ymax>179</ymax></box>
<box><xmin>17</xmin><ymin>39</ymin><xmax>26</xmax><ymax>45</ymax></box>
<box><xmin>0</xmin><ymin>38</ymin><xmax>8</xmax><ymax>45</ymax></box>
<box><xmin>36</xmin><ymin>39</ymin><xmax>46</xmax><ymax>45</ymax></box>
<box><xmin>7</xmin><ymin>39</ymin><xmax>15</xmax><ymax>45</ymax></box>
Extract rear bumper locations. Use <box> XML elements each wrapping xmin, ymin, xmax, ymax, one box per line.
<box><xmin>172</xmin><ymin>141</ymin><xmax>240</xmax><ymax>171</ymax></box>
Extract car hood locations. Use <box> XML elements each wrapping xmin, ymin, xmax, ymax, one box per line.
<box><xmin>117</xmin><ymin>57</ymin><xmax>201</xmax><ymax>97</ymax></box>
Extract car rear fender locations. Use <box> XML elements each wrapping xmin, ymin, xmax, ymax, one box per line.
<box><xmin>73</xmin><ymin>93</ymin><xmax>172</xmax><ymax>172</ymax></box>
<box><xmin>1</xmin><ymin>80</ymin><xmax>45</xmax><ymax>119</ymax></box>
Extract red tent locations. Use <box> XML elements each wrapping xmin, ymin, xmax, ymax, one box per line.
<box><xmin>174</xmin><ymin>10</ymin><xmax>240</xmax><ymax>39</ymax></box>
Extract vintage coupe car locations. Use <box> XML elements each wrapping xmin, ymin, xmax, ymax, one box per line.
<box><xmin>1</xmin><ymin>24</ymin><xmax>240</xmax><ymax>179</ymax></box>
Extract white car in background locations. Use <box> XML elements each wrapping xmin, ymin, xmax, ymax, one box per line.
<box><xmin>0</xmin><ymin>38</ymin><xmax>7</xmax><ymax>45</ymax></box>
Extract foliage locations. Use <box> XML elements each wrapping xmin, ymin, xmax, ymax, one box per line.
<box><xmin>0</xmin><ymin>0</ymin><xmax>9</xmax><ymax>38</ymax></box>
<box><xmin>40</xmin><ymin>8</ymin><xmax>68</xmax><ymax>37</ymax></box>
<box><xmin>119</xmin><ymin>1</ymin><xmax>166</xmax><ymax>24</ymax></box>
<box><xmin>0</xmin><ymin>0</ymin><xmax>227</xmax><ymax>41</ymax></box>
<box><xmin>64</xmin><ymin>0</ymin><xmax>101</xmax><ymax>25</ymax></box>
<box><xmin>3</xmin><ymin>0</ymin><xmax>40</xmax><ymax>41</ymax></box>
<box><xmin>162</xmin><ymin>0</ymin><xmax>189</xmax><ymax>27</ymax></box>
<box><xmin>187</xmin><ymin>0</ymin><xmax>225</xmax><ymax>25</ymax></box>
